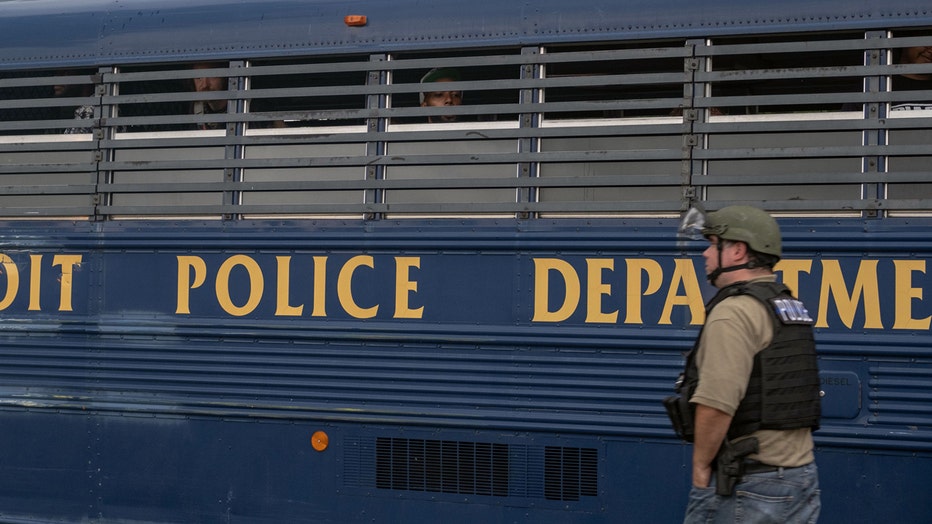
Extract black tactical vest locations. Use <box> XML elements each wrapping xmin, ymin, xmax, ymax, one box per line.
<box><xmin>681</xmin><ymin>281</ymin><xmax>821</xmax><ymax>440</ymax></box>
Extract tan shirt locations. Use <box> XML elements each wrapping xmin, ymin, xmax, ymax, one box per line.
<box><xmin>690</xmin><ymin>276</ymin><xmax>815</xmax><ymax>467</ymax></box>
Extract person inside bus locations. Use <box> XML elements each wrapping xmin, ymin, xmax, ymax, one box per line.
<box><xmin>191</xmin><ymin>62</ymin><xmax>228</xmax><ymax>129</ymax></box>
<box><xmin>52</xmin><ymin>72</ymin><xmax>95</xmax><ymax>134</ymax></box>
<box><xmin>890</xmin><ymin>45</ymin><xmax>932</xmax><ymax>110</ymax></box>
<box><xmin>419</xmin><ymin>67</ymin><xmax>463</xmax><ymax>123</ymax></box>
<box><xmin>843</xmin><ymin>44</ymin><xmax>932</xmax><ymax>111</ymax></box>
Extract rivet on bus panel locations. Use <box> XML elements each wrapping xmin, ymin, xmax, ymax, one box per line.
<box><xmin>344</xmin><ymin>15</ymin><xmax>367</xmax><ymax>27</ymax></box>
<box><xmin>311</xmin><ymin>431</ymin><xmax>330</xmax><ymax>452</ymax></box>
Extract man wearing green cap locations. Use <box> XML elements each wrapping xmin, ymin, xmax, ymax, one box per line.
<box><xmin>420</xmin><ymin>67</ymin><xmax>462</xmax><ymax>123</ymax></box>
<box><xmin>669</xmin><ymin>206</ymin><xmax>822</xmax><ymax>523</ymax></box>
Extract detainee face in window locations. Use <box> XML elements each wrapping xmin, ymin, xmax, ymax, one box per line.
<box><xmin>420</xmin><ymin>68</ymin><xmax>463</xmax><ymax>123</ymax></box>
<box><xmin>890</xmin><ymin>45</ymin><xmax>932</xmax><ymax>112</ymax></box>
<box><xmin>192</xmin><ymin>62</ymin><xmax>228</xmax><ymax>118</ymax></box>
<box><xmin>900</xmin><ymin>46</ymin><xmax>932</xmax><ymax>80</ymax></box>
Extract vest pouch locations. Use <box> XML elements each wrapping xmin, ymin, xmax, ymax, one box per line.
<box><xmin>663</xmin><ymin>394</ymin><xmax>695</xmax><ymax>442</ymax></box>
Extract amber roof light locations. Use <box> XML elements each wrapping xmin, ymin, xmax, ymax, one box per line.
<box><xmin>344</xmin><ymin>15</ymin><xmax>367</xmax><ymax>27</ymax></box>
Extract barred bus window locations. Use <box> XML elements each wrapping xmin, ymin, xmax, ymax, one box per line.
<box><xmin>189</xmin><ymin>61</ymin><xmax>235</xmax><ymax>131</ymax></box>
<box><xmin>106</xmin><ymin>63</ymin><xmax>235</xmax><ymax>217</ymax></box>
<box><xmin>388</xmin><ymin>50</ymin><xmax>521</xmax><ymax>125</ymax></box>
<box><xmin>0</xmin><ymin>69</ymin><xmax>99</xmax><ymax>217</ymax></box>
<box><xmin>0</xmin><ymin>69</ymin><xmax>96</xmax><ymax>136</ymax></box>
<box><xmin>382</xmin><ymin>50</ymin><xmax>522</xmax><ymax>216</ymax></box>
<box><xmin>246</xmin><ymin>56</ymin><xmax>369</xmax><ymax>129</ymax></box>
<box><xmin>886</xmin><ymin>30</ymin><xmax>932</xmax><ymax>214</ymax></box>
<box><xmin>51</xmin><ymin>69</ymin><xmax>97</xmax><ymax>135</ymax></box>
<box><xmin>541</xmin><ymin>41</ymin><xmax>686</xmax><ymax>121</ymax></box>
<box><xmin>0</xmin><ymin>72</ymin><xmax>53</xmax><ymax>135</ymax></box>
<box><xmin>887</xmin><ymin>30</ymin><xmax>932</xmax><ymax>113</ymax></box>
<box><xmin>114</xmin><ymin>64</ymin><xmax>193</xmax><ymax>133</ymax></box>
<box><xmin>709</xmin><ymin>32</ymin><xmax>864</xmax><ymax>115</ymax></box>
<box><xmin>237</xmin><ymin>57</ymin><xmax>369</xmax><ymax>217</ymax></box>
<box><xmin>535</xmin><ymin>43</ymin><xmax>684</xmax><ymax>216</ymax></box>
<box><xmin>698</xmin><ymin>34</ymin><xmax>866</xmax><ymax>210</ymax></box>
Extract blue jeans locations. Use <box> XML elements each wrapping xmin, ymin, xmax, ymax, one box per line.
<box><xmin>684</xmin><ymin>462</ymin><xmax>820</xmax><ymax>524</ymax></box>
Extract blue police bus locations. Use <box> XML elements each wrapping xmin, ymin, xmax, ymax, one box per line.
<box><xmin>0</xmin><ymin>0</ymin><xmax>930</xmax><ymax>522</ymax></box>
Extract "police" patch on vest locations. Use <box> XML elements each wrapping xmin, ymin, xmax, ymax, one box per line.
<box><xmin>770</xmin><ymin>297</ymin><xmax>814</xmax><ymax>324</ymax></box>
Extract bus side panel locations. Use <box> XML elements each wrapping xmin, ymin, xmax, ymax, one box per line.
<box><xmin>0</xmin><ymin>410</ymin><xmax>93</xmax><ymax>519</ymax></box>
<box><xmin>0</xmin><ymin>410</ymin><xmax>342</xmax><ymax>523</ymax></box>
<box><xmin>817</xmin><ymin>448</ymin><xmax>932</xmax><ymax>524</ymax></box>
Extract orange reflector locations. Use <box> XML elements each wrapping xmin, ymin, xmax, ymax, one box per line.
<box><xmin>344</xmin><ymin>15</ymin><xmax>367</xmax><ymax>27</ymax></box>
<box><xmin>311</xmin><ymin>430</ymin><xmax>329</xmax><ymax>452</ymax></box>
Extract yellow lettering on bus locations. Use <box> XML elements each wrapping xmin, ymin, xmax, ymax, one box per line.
<box><xmin>817</xmin><ymin>259</ymin><xmax>882</xmax><ymax>329</ymax></box>
<box><xmin>660</xmin><ymin>258</ymin><xmax>704</xmax><ymax>325</ymax></box>
<box><xmin>624</xmin><ymin>258</ymin><xmax>662</xmax><ymax>324</ymax></box>
<box><xmin>216</xmin><ymin>255</ymin><xmax>264</xmax><ymax>317</ymax></box>
<box><xmin>176</xmin><ymin>256</ymin><xmax>207</xmax><ymax>314</ymax></box>
<box><xmin>53</xmin><ymin>254</ymin><xmax>82</xmax><ymax>312</ymax></box>
<box><xmin>586</xmin><ymin>258</ymin><xmax>617</xmax><ymax>323</ymax></box>
<box><xmin>312</xmin><ymin>256</ymin><xmax>327</xmax><ymax>317</ymax></box>
<box><xmin>532</xmin><ymin>258</ymin><xmax>580</xmax><ymax>322</ymax></box>
<box><xmin>775</xmin><ymin>259</ymin><xmax>812</xmax><ymax>298</ymax></box>
<box><xmin>893</xmin><ymin>260</ymin><xmax>930</xmax><ymax>330</ymax></box>
<box><xmin>394</xmin><ymin>257</ymin><xmax>424</xmax><ymax>319</ymax></box>
<box><xmin>275</xmin><ymin>256</ymin><xmax>304</xmax><ymax>316</ymax></box>
<box><xmin>338</xmin><ymin>255</ymin><xmax>378</xmax><ymax>319</ymax></box>
<box><xmin>0</xmin><ymin>254</ymin><xmax>19</xmax><ymax>310</ymax></box>
<box><xmin>29</xmin><ymin>254</ymin><xmax>42</xmax><ymax>311</ymax></box>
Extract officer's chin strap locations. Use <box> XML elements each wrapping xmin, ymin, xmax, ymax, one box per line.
<box><xmin>707</xmin><ymin>263</ymin><xmax>752</xmax><ymax>286</ymax></box>
<box><xmin>707</xmin><ymin>241</ymin><xmax>763</xmax><ymax>286</ymax></box>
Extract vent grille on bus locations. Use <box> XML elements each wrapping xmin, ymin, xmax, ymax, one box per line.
<box><xmin>544</xmin><ymin>446</ymin><xmax>598</xmax><ymax>501</ymax></box>
<box><xmin>367</xmin><ymin>437</ymin><xmax>598</xmax><ymax>502</ymax></box>
<box><xmin>375</xmin><ymin>437</ymin><xmax>510</xmax><ymax>497</ymax></box>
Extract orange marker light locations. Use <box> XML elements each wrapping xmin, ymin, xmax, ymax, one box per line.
<box><xmin>344</xmin><ymin>15</ymin><xmax>367</xmax><ymax>27</ymax></box>
<box><xmin>311</xmin><ymin>431</ymin><xmax>330</xmax><ymax>451</ymax></box>
<box><xmin>311</xmin><ymin>430</ymin><xmax>330</xmax><ymax>452</ymax></box>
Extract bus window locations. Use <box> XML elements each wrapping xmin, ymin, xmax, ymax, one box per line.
<box><xmin>241</xmin><ymin>142</ymin><xmax>367</xmax><ymax>217</ymax></box>
<box><xmin>887</xmin><ymin>32</ymin><xmax>932</xmax><ymax>112</ymax></box>
<box><xmin>0</xmin><ymin>69</ymin><xmax>98</xmax><ymax>217</ymax></box>
<box><xmin>884</xmin><ymin>32</ymin><xmax>932</xmax><ymax>214</ymax></box>
<box><xmin>703</xmin><ymin>130</ymin><xmax>863</xmax><ymax>204</ymax></box>
<box><xmin>0</xmin><ymin>147</ymin><xmax>97</xmax><ymax>217</ymax></box>
<box><xmin>709</xmin><ymin>33</ymin><xmax>864</xmax><ymax>115</ymax></box>
<box><xmin>114</xmin><ymin>65</ymin><xmax>192</xmax><ymax>133</ymax></box>
<box><xmin>383</xmin><ymin>139</ymin><xmax>519</xmax><ymax>216</ymax></box>
<box><xmin>886</xmin><ymin>127</ymin><xmax>932</xmax><ymax>213</ymax></box>
<box><xmin>388</xmin><ymin>50</ymin><xmax>521</xmax><ymax>125</ymax></box>
<box><xmin>538</xmin><ymin>134</ymin><xmax>682</xmax><ymax>215</ymax></box>
<box><xmin>236</xmin><ymin>58</ymin><xmax>370</xmax><ymax>216</ymax></box>
<box><xmin>541</xmin><ymin>43</ymin><xmax>687</xmax><ymax>121</ymax></box>
<box><xmin>379</xmin><ymin>51</ymin><xmax>522</xmax><ymax>215</ymax></box>
<box><xmin>0</xmin><ymin>69</ymin><xmax>97</xmax><ymax>136</ymax></box>
<box><xmin>108</xmin><ymin>142</ymin><xmax>227</xmax><ymax>216</ymax></box>
<box><xmin>246</xmin><ymin>57</ymin><xmax>369</xmax><ymax>129</ymax></box>
<box><xmin>103</xmin><ymin>64</ymin><xmax>236</xmax><ymax>216</ymax></box>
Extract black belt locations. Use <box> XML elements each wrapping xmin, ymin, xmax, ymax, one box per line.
<box><xmin>743</xmin><ymin>462</ymin><xmax>780</xmax><ymax>475</ymax></box>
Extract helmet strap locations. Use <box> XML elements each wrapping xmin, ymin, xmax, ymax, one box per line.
<box><xmin>707</xmin><ymin>262</ymin><xmax>753</xmax><ymax>286</ymax></box>
<box><xmin>707</xmin><ymin>241</ymin><xmax>755</xmax><ymax>286</ymax></box>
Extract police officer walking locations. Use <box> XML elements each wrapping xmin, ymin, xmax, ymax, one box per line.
<box><xmin>666</xmin><ymin>205</ymin><xmax>822</xmax><ymax>523</ymax></box>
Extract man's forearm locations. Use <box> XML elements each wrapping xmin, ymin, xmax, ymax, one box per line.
<box><xmin>691</xmin><ymin>404</ymin><xmax>733</xmax><ymax>487</ymax></box>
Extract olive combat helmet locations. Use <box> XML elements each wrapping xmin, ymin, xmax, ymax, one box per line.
<box><xmin>701</xmin><ymin>205</ymin><xmax>781</xmax><ymax>284</ymax></box>
<box><xmin>701</xmin><ymin>205</ymin><xmax>781</xmax><ymax>258</ymax></box>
